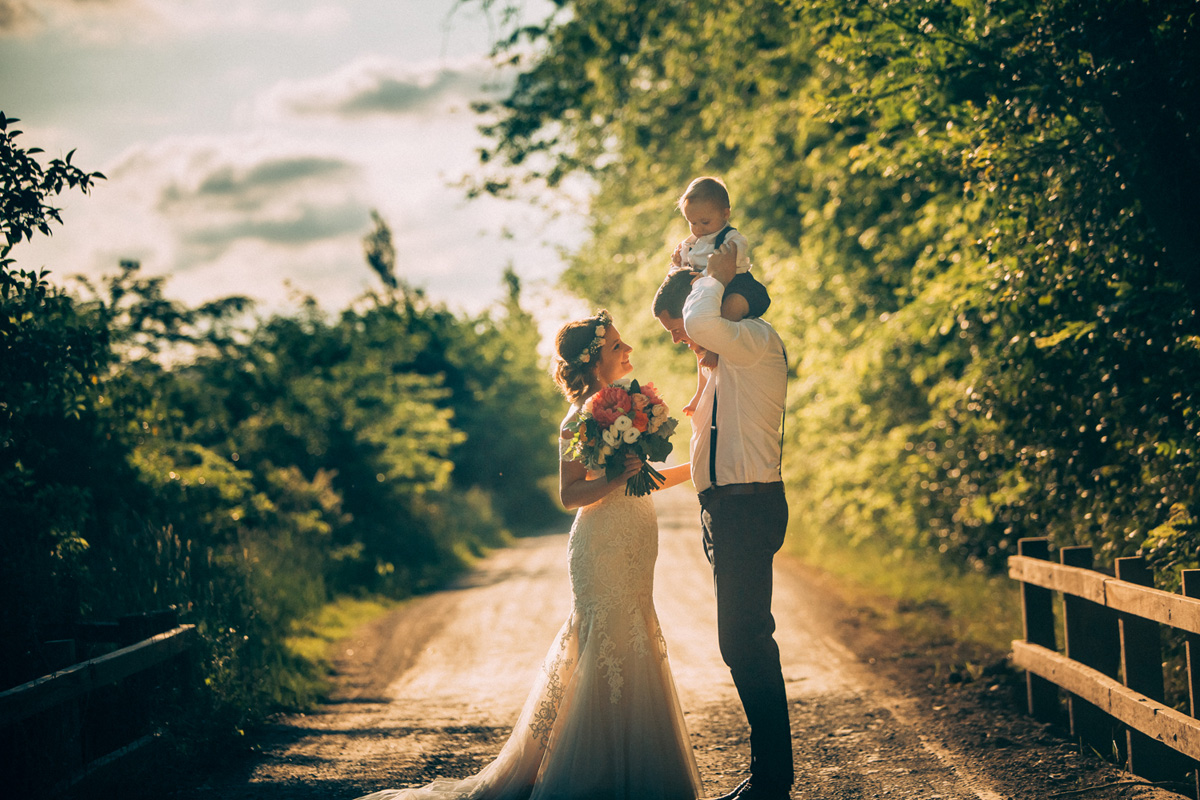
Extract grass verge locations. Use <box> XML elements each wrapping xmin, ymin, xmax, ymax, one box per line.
<box><xmin>788</xmin><ymin>533</ymin><xmax>1022</xmax><ymax>661</ymax></box>
<box><xmin>280</xmin><ymin>595</ymin><xmax>401</xmax><ymax>708</ymax></box>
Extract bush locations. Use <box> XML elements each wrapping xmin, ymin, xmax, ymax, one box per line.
<box><xmin>470</xmin><ymin>0</ymin><xmax>1200</xmax><ymax>581</ymax></box>
<box><xmin>1</xmin><ymin>115</ymin><xmax>563</xmax><ymax>749</ymax></box>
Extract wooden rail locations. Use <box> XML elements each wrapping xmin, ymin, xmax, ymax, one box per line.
<box><xmin>0</xmin><ymin>624</ymin><xmax>197</xmax><ymax>726</ymax></box>
<box><xmin>0</xmin><ymin>611</ymin><xmax>197</xmax><ymax>797</ymax></box>
<box><xmin>1010</xmin><ymin>538</ymin><xmax>1200</xmax><ymax>791</ymax></box>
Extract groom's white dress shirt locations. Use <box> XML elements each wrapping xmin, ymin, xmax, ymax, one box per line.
<box><xmin>683</xmin><ymin>276</ymin><xmax>787</xmax><ymax>494</ymax></box>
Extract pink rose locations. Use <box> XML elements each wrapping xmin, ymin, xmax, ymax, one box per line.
<box><xmin>639</xmin><ymin>382</ymin><xmax>663</xmax><ymax>406</ymax></box>
<box><xmin>590</xmin><ymin>385</ymin><xmax>632</xmax><ymax>427</ymax></box>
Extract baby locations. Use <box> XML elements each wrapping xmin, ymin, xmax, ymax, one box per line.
<box><xmin>671</xmin><ymin>176</ymin><xmax>771</xmax><ymax>415</ymax></box>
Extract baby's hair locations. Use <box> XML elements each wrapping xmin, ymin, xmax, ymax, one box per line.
<box><xmin>678</xmin><ymin>176</ymin><xmax>731</xmax><ymax>211</ymax></box>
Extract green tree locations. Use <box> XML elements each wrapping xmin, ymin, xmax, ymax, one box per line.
<box><xmin>1</xmin><ymin>114</ymin><xmax>563</xmax><ymax>749</ymax></box>
<box><xmin>1</xmin><ymin>114</ymin><xmax>111</xmax><ymax>688</ymax></box>
<box><xmin>470</xmin><ymin>0</ymin><xmax>1200</xmax><ymax>577</ymax></box>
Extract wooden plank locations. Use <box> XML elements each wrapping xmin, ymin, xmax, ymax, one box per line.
<box><xmin>1008</xmin><ymin>555</ymin><xmax>1108</xmax><ymax>604</ymax></box>
<box><xmin>0</xmin><ymin>625</ymin><xmax>196</xmax><ymax>727</ymax></box>
<box><xmin>1013</xmin><ymin>641</ymin><xmax>1200</xmax><ymax>762</ymax></box>
<box><xmin>1014</xmin><ymin>641</ymin><xmax>1111</xmax><ymax>708</ymax></box>
<box><xmin>1060</xmin><ymin>546</ymin><xmax>1120</xmax><ymax>753</ymax></box>
<box><xmin>1010</xmin><ymin>553</ymin><xmax>1200</xmax><ymax>634</ymax></box>
<box><xmin>1106</xmin><ymin>580</ymin><xmax>1200</xmax><ymax>636</ymax></box>
<box><xmin>54</xmin><ymin>732</ymin><xmax>163</xmax><ymax>795</ymax></box>
<box><xmin>1182</xmin><ymin>570</ymin><xmax>1200</xmax><ymax>799</ymax></box>
<box><xmin>1016</xmin><ymin>539</ymin><xmax>1060</xmax><ymax>721</ymax></box>
<box><xmin>1116</xmin><ymin>557</ymin><xmax>1191</xmax><ymax>781</ymax></box>
<box><xmin>1116</xmin><ymin>558</ymin><xmax>1166</xmax><ymax>701</ymax></box>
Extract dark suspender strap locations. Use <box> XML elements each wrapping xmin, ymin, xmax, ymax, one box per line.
<box><xmin>709</xmin><ymin>390</ymin><xmax>719</xmax><ymax>487</ymax></box>
<box><xmin>713</xmin><ymin>225</ymin><xmax>735</xmax><ymax>249</ymax></box>
<box><xmin>779</xmin><ymin>343</ymin><xmax>788</xmax><ymax>479</ymax></box>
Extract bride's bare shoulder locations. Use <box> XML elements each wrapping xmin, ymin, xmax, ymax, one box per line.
<box><xmin>560</xmin><ymin>405</ymin><xmax>582</xmax><ymax>438</ymax></box>
<box><xmin>561</xmin><ymin>404</ymin><xmax>582</xmax><ymax>426</ymax></box>
<box><xmin>558</xmin><ymin>405</ymin><xmax>584</xmax><ymax>465</ymax></box>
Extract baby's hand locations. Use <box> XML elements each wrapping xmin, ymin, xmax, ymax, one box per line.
<box><xmin>671</xmin><ymin>243</ymin><xmax>684</xmax><ymax>267</ymax></box>
<box><xmin>682</xmin><ymin>399</ymin><xmax>698</xmax><ymax>417</ymax></box>
<box><xmin>700</xmin><ymin>350</ymin><xmax>720</xmax><ymax>370</ymax></box>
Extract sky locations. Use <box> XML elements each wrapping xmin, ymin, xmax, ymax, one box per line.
<box><xmin>0</xmin><ymin>0</ymin><xmax>592</xmax><ymax>332</ymax></box>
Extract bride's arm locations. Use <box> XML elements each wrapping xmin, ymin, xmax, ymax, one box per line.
<box><xmin>559</xmin><ymin>453</ymin><xmax>641</xmax><ymax>510</ymax></box>
<box><xmin>652</xmin><ymin>463</ymin><xmax>692</xmax><ymax>492</ymax></box>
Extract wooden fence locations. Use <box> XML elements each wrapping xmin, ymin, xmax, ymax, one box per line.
<box><xmin>1009</xmin><ymin>537</ymin><xmax>1200</xmax><ymax>793</ymax></box>
<box><xmin>0</xmin><ymin>609</ymin><xmax>197</xmax><ymax>797</ymax></box>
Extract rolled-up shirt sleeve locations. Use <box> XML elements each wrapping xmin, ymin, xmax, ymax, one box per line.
<box><xmin>682</xmin><ymin>276</ymin><xmax>769</xmax><ymax>364</ymax></box>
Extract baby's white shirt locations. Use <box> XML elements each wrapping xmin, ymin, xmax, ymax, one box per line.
<box><xmin>679</xmin><ymin>227</ymin><xmax>753</xmax><ymax>275</ymax></box>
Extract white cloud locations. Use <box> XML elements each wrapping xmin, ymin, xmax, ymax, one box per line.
<box><xmin>11</xmin><ymin>121</ymin><xmax>586</xmax><ymax>324</ymax></box>
<box><xmin>109</xmin><ymin>140</ymin><xmax>368</xmax><ymax>265</ymax></box>
<box><xmin>8</xmin><ymin>134</ymin><xmax>376</xmax><ymax>308</ymax></box>
<box><xmin>4</xmin><ymin>0</ymin><xmax>588</xmax><ymax>331</ymax></box>
<box><xmin>0</xmin><ymin>0</ymin><xmax>39</xmax><ymax>34</ymax></box>
<box><xmin>262</xmin><ymin>55</ymin><xmax>510</xmax><ymax>120</ymax></box>
<box><xmin>163</xmin><ymin>237</ymin><xmax>375</xmax><ymax>311</ymax></box>
<box><xmin>0</xmin><ymin>0</ymin><xmax>143</xmax><ymax>39</ymax></box>
<box><xmin>148</xmin><ymin>1</ymin><xmax>351</xmax><ymax>36</ymax></box>
<box><xmin>152</xmin><ymin>151</ymin><xmax>367</xmax><ymax>265</ymax></box>
<box><xmin>0</xmin><ymin>0</ymin><xmax>350</xmax><ymax>41</ymax></box>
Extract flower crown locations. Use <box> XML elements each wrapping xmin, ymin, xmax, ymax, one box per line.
<box><xmin>573</xmin><ymin>311</ymin><xmax>612</xmax><ymax>365</ymax></box>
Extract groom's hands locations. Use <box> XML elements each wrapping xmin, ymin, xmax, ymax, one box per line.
<box><xmin>706</xmin><ymin>243</ymin><xmax>738</xmax><ymax>286</ymax></box>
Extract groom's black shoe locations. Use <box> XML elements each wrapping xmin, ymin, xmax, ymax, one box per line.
<box><xmin>705</xmin><ymin>778</ymin><xmax>791</xmax><ymax>800</ymax></box>
<box><xmin>738</xmin><ymin>783</ymin><xmax>791</xmax><ymax>800</ymax></box>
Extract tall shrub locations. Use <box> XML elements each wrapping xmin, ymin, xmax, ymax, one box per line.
<box><xmin>470</xmin><ymin>0</ymin><xmax>1200</xmax><ymax>576</ymax></box>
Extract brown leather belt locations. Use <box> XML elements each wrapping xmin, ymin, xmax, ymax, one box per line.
<box><xmin>699</xmin><ymin>481</ymin><xmax>784</xmax><ymax>500</ymax></box>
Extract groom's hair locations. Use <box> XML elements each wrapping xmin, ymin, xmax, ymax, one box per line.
<box><xmin>653</xmin><ymin>268</ymin><xmax>698</xmax><ymax>319</ymax></box>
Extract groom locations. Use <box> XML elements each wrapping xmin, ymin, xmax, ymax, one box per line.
<box><xmin>654</xmin><ymin>246</ymin><xmax>792</xmax><ymax>800</ymax></box>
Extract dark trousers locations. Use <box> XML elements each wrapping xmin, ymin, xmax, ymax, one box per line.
<box><xmin>725</xmin><ymin>271</ymin><xmax>771</xmax><ymax>318</ymax></box>
<box><xmin>700</xmin><ymin>485</ymin><xmax>792</xmax><ymax>790</ymax></box>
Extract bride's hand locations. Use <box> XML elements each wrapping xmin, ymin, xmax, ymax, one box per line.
<box><xmin>613</xmin><ymin>452</ymin><xmax>642</xmax><ymax>485</ymax></box>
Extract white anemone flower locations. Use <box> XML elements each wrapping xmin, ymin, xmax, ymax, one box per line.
<box><xmin>622</xmin><ymin>428</ymin><xmax>641</xmax><ymax>444</ymax></box>
<box><xmin>602</xmin><ymin>427</ymin><xmax>620</xmax><ymax>446</ymax></box>
<box><xmin>612</xmin><ymin>415</ymin><xmax>633</xmax><ymax>432</ymax></box>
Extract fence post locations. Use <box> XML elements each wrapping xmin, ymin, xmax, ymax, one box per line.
<box><xmin>1115</xmin><ymin>556</ymin><xmax>1191</xmax><ymax>781</ymax></box>
<box><xmin>106</xmin><ymin>609</ymin><xmax>179</xmax><ymax>755</ymax></box>
<box><xmin>1181</xmin><ymin>569</ymin><xmax>1200</xmax><ymax>798</ymax></box>
<box><xmin>44</xmin><ymin>639</ymin><xmax>85</xmax><ymax>779</ymax></box>
<box><xmin>1059</xmin><ymin>546</ymin><xmax>1121</xmax><ymax>759</ymax></box>
<box><xmin>1018</xmin><ymin>537</ymin><xmax>1059</xmax><ymax>721</ymax></box>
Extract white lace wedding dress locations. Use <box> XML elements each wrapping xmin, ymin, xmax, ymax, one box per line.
<box><xmin>358</xmin><ymin>416</ymin><xmax>702</xmax><ymax>800</ymax></box>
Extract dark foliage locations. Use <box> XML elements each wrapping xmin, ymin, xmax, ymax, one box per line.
<box><xmin>469</xmin><ymin>0</ymin><xmax>1200</xmax><ymax>579</ymax></box>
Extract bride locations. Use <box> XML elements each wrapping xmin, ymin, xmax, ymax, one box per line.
<box><xmin>358</xmin><ymin>310</ymin><xmax>702</xmax><ymax>800</ymax></box>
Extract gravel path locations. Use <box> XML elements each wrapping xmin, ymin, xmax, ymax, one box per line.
<box><xmin>166</xmin><ymin>491</ymin><xmax>1188</xmax><ymax>800</ymax></box>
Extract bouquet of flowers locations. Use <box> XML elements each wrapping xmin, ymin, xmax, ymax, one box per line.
<box><xmin>564</xmin><ymin>379</ymin><xmax>679</xmax><ymax>496</ymax></box>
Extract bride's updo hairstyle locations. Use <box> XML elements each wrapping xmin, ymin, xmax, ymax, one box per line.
<box><xmin>552</xmin><ymin>310</ymin><xmax>613</xmax><ymax>403</ymax></box>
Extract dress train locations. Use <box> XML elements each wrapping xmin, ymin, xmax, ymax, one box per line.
<box><xmin>358</xmin><ymin>481</ymin><xmax>701</xmax><ymax>800</ymax></box>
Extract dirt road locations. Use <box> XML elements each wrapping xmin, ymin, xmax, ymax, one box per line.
<box><xmin>168</xmin><ymin>491</ymin><xmax>1186</xmax><ymax>800</ymax></box>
